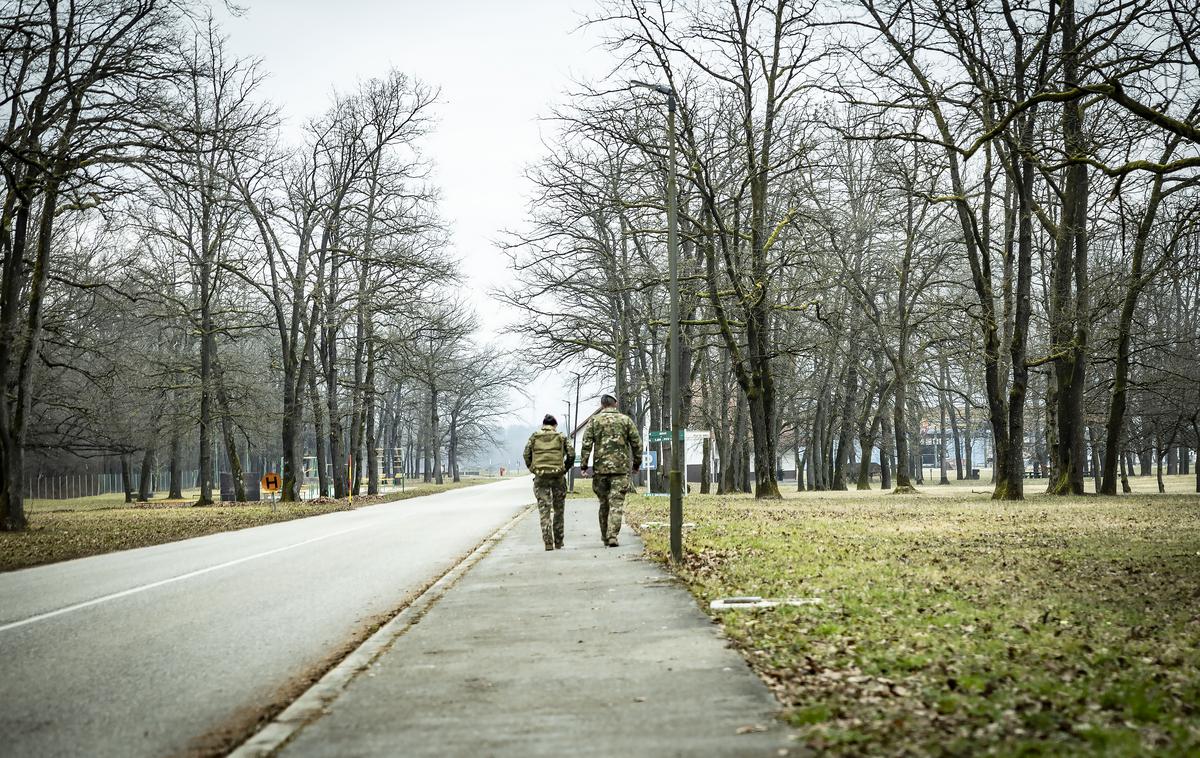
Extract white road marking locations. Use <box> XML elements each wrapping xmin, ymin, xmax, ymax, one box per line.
<box><xmin>0</xmin><ymin>525</ymin><xmax>366</xmax><ymax>634</ymax></box>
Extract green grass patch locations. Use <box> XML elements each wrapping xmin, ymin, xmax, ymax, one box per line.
<box><xmin>626</xmin><ymin>485</ymin><xmax>1200</xmax><ymax>757</ymax></box>
<box><xmin>1</xmin><ymin>477</ymin><xmax>501</xmax><ymax>572</ymax></box>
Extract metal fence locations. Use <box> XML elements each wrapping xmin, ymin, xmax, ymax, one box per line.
<box><xmin>24</xmin><ymin>470</ymin><xmax>200</xmax><ymax>500</ymax></box>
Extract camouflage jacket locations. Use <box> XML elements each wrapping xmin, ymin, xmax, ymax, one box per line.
<box><xmin>580</xmin><ymin>408</ymin><xmax>642</xmax><ymax>475</ymax></box>
<box><xmin>523</xmin><ymin>425</ymin><xmax>575</xmax><ymax>478</ymax></box>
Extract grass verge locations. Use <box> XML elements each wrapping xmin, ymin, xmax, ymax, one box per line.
<box><xmin>1</xmin><ymin>477</ymin><xmax>500</xmax><ymax>573</ymax></box>
<box><xmin>626</xmin><ymin>484</ymin><xmax>1200</xmax><ymax>757</ymax></box>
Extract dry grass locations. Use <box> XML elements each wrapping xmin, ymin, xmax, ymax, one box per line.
<box><xmin>627</xmin><ymin>474</ymin><xmax>1200</xmax><ymax>757</ymax></box>
<box><xmin>1</xmin><ymin>477</ymin><xmax>500</xmax><ymax>573</ymax></box>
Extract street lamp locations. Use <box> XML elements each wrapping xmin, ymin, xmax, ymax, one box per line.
<box><xmin>631</xmin><ymin>79</ymin><xmax>683</xmax><ymax>565</ymax></box>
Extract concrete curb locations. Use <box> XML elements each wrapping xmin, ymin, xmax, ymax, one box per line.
<box><xmin>228</xmin><ymin>504</ymin><xmax>535</xmax><ymax>757</ymax></box>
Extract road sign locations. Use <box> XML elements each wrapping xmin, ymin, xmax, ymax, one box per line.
<box><xmin>650</xmin><ymin>430</ymin><xmax>707</xmax><ymax>442</ymax></box>
<box><xmin>261</xmin><ymin>471</ymin><xmax>281</xmax><ymax>493</ymax></box>
<box><xmin>643</xmin><ymin>451</ymin><xmax>658</xmax><ymax>470</ymax></box>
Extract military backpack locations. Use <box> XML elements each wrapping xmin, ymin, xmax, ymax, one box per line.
<box><xmin>530</xmin><ymin>430</ymin><xmax>567</xmax><ymax>476</ymax></box>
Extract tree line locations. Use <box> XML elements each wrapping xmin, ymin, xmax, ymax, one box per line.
<box><xmin>0</xmin><ymin>2</ymin><xmax>523</xmax><ymax>530</ymax></box>
<box><xmin>501</xmin><ymin>0</ymin><xmax>1200</xmax><ymax>500</ymax></box>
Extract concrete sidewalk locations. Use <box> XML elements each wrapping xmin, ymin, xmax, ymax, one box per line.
<box><xmin>276</xmin><ymin>499</ymin><xmax>795</xmax><ymax>757</ymax></box>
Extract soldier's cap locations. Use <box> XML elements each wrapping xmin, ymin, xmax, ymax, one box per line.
<box><xmin>601</xmin><ymin>394</ymin><xmax>617</xmax><ymax>407</ymax></box>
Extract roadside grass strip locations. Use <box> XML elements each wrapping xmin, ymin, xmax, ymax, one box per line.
<box><xmin>0</xmin><ymin>478</ymin><xmax>499</xmax><ymax>572</ymax></box>
<box><xmin>626</xmin><ymin>487</ymin><xmax>1200</xmax><ymax>757</ymax></box>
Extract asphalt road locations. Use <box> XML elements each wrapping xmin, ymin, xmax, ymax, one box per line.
<box><xmin>0</xmin><ymin>478</ymin><xmax>533</xmax><ymax>758</ymax></box>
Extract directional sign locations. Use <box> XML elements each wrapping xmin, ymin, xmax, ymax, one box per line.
<box><xmin>261</xmin><ymin>471</ymin><xmax>281</xmax><ymax>493</ymax></box>
<box><xmin>642</xmin><ymin>451</ymin><xmax>659</xmax><ymax>470</ymax></box>
<box><xmin>650</xmin><ymin>429</ymin><xmax>705</xmax><ymax>442</ymax></box>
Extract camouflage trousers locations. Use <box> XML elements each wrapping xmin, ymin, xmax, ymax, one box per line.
<box><xmin>592</xmin><ymin>473</ymin><xmax>628</xmax><ymax>543</ymax></box>
<box><xmin>533</xmin><ymin>475</ymin><xmax>566</xmax><ymax>549</ymax></box>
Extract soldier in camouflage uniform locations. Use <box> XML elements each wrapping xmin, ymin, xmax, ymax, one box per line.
<box><xmin>579</xmin><ymin>395</ymin><xmax>642</xmax><ymax>547</ymax></box>
<box><xmin>523</xmin><ymin>414</ymin><xmax>575</xmax><ymax>551</ymax></box>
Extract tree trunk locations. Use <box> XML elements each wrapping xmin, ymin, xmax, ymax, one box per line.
<box><xmin>856</xmin><ymin>391</ymin><xmax>883</xmax><ymax>490</ymax></box>
<box><xmin>280</xmin><ymin>370</ymin><xmax>303</xmax><ymax>502</ymax></box>
<box><xmin>1157</xmin><ymin>450</ymin><xmax>1166</xmax><ymax>493</ymax></box>
<box><xmin>823</xmin><ymin>390</ymin><xmax>837</xmax><ymax>487</ymax></box>
<box><xmin>798</xmin><ymin>447</ymin><xmax>807</xmax><ymax>491</ymax></box>
<box><xmin>810</xmin><ymin>394</ymin><xmax>826</xmax><ymax>490</ymax></box>
<box><xmin>326</xmin><ymin>334</ymin><xmax>346</xmax><ymax>498</ymax></box>
<box><xmin>805</xmin><ymin>440</ymin><xmax>816</xmax><ymax>491</ymax></box>
<box><xmin>997</xmin><ymin>130</ymin><xmax>1037</xmax><ymax>501</ymax></box>
<box><xmin>942</xmin><ymin>360</ymin><xmax>964</xmax><ymax>480</ymax></box>
<box><xmin>910</xmin><ymin>394</ymin><xmax>923</xmax><ymax>485</ymax></box>
<box><xmin>308</xmin><ymin>364</ymin><xmax>329</xmax><ymax>498</ymax></box>
<box><xmin>1100</xmin><ymin>169</ymin><xmax>1173</xmax><ymax>497</ymax></box>
<box><xmin>422</xmin><ymin>398</ymin><xmax>432</xmax><ymax>483</ymax></box>
<box><xmin>939</xmin><ymin>385</ymin><xmax>950</xmax><ymax>485</ymax></box>
<box><xmin>448</xmin><ymin>412</ymin><xmax>460</xmax><ymax>484</ymax></box>
<box><xmin>196</xmin><ymin>274</ymin><xmax>215</xmax><ymax>506</ymax></box>
<box><xmin>366</xmin><ymin>359</ymin><xmax>380</xmax><ymax>495</ymax></box>
<box><xmin>431</xmin><ymin>383</ymin><xmax>443</xmax><ymax>486</ymax></box>
<box><xmin>738</xmin><ymin>397</ymin><xmax>753</xmax><ymax>494</ymax></box>
<box><xmin>0</xmin><ymin>176</ymin><xmax>63</xmax><ymax>529</ymax></box>
<box><xmin>1120</xmin><ymin>449</ymin><xmax>1131</xmax><ymax>494</ymax></box>
<box><xmin>1155</xmin><ymin>431</ymin><xmax>1178</xmax><ymax>494</ymax></box>
<box><xmin>725</xmin><ymin>390</ymin><xmax>745</xmax><ymax>493</ymax></box>
<box><xmin>169</xmin><ymin>427</ymin><xmax>183</xmax><ymax>499</ymax></box>
<box><xmin>832</xmin><ymin>361</ymin><xmax>858</xmax><ymax>490</ymax></box>
<box><xmin>856</xmin><ymin>429</ymin><xmax>874</xmax><ymax>490</ymax></box>
<box><xmin>121</xmin><ymin>454</ymin><xmax>134</xmax><ymax>503</ymax></box>
<box><xmin>880</xmin><ymin>400</ymin><xmax>894</xmax><ymax>490</ymax></box>
<box><xmin>892</xmin><ymin>370</ymin><xmax>916</xmax><ymax>493</ymax></box>
<box><xmin>1044</xmin><ymin>368</ymin><xmax>1059</xmax><ymax>485</ymax></box>
<box><xmin>215</xmin><ymin>361</ymin><xmax>245</xmax><ymax>502</ymax></box>
<box><xmin>963</xmin><ymin>382</ymin><xmax>973</xmax><ymax>479</ymax></box>
<box><xmin>137</xmin><ymin>445</ymin><xmax>156</xmax><ymax>502</ymax></box>
<box><xmin>349</xmin><ymin>304</ymin><xmax>368</xmax><ymax>497</ymax></box>
<box><xmin>1048</xmin><ymin>0</ymin><xmax>1090</xmax><ymax>497</ymax></box>
<box><xmin>711</xmin><ymin>383</ymin><xmax>731</xmax><ymax>494</ymax></box>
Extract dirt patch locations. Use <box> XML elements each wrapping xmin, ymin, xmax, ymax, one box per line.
<box><xmin>178</xmin><ymin>607</ymin><xmax>401</xmax><ymax>758</ymax></box>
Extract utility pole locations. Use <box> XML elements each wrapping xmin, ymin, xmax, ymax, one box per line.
<box><xmin>564</xmin><ymin>398</ymin><xmax>572</xmax><ymax>485</ymax></box>
<box><xmin>570</xmin><ymin>372</ymin><xmax>582</xmax><ymax>493</ymax></box>
<box><xmin>632</xmin><ymin>80</ymin><xmax>683</xmax><ymax>565</ymax></box>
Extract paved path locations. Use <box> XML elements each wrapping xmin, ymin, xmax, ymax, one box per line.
<box><xmin>274</xmin><ymin>499</ymin><xmax>795</xmax><ymax>757</ymax></box>
<box><xmin>0</xmin><ymin>478</ymin><xmax>533</xmax><ymax>757</ymax></box>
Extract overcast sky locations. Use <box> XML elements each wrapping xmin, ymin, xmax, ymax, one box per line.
<box><xmin>218</xmin><ymin>0</ymin><xmax>614</xmax><ymax>428</ymax></box>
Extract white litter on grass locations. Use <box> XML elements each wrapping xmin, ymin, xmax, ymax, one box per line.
<box><xmin>709</xmin><ymin>596</ymin><xmax>825</xmax><ymax>611</ymax></box>
<box><xmin>639</xmin><ymin>521</ymin><xmax>697</xmax><ymax>529</ymax></box>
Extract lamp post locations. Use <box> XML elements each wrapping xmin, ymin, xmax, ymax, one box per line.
<box><xmin>569</xmin><ymin>371</ymin><xmax>582</xmax><ymax>492</ymax></box>
<box><xmin>632</xmin><ymin>79</ymin><xmax>683</xmax><ymax>565</ymax></box>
